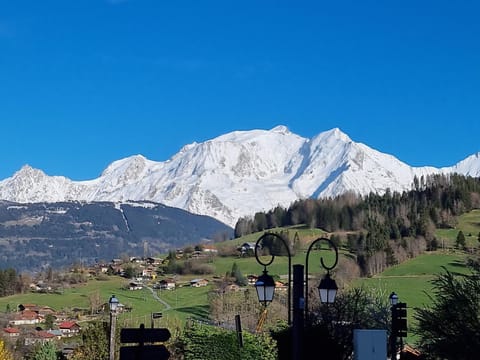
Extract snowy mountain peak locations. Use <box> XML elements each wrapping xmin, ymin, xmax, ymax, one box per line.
<box><xmin>450</xmin><ymin>152</ymin><xmax>480</xmax><ymax>177</ymax></box>
<box><xmin>0</xmin><ymin>126</ymin><xmax>479</xmax><ymax>227</ymax></box>
<box><xmin>101</xmin><ymin>154</ymin><xmax>149</xmax><ymax>177</ymax></box>
<box><xmin>313</xmin><ymin>127</ymin><xmax>352</xmax><ymax>143</ymax></box>
<box><xmin>270</xmin><ymin>125</ymin><xmax>291</xmax><ymax>134</ymax></box>
<box><xmin>15</xmin><ymin>164</ymin><xmax>46</xmax><ymax>178</ymax></box>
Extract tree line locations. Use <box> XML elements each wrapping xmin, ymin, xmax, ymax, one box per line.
<box><xmin>0</xmin><ymin>268</ymin><xmax>29</xmax><ymax>298</ymax></box>
<box><xmin>234</xmin><ymin>173</ymin><xmax>480</xmax><ymax>276</ymax></box>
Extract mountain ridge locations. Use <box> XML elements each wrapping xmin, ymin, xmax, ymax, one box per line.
<box><xmin>1</xmin><ymin>126</ymin><xmax>479</xmax><ymax>227</ymax></box>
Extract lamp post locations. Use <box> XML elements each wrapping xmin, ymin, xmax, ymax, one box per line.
<box><xmin>253</xmin><ymin>233</ymin><xmax>339</xmax><ymax>360</ymax></box>
<box><xmin>389</xmin><ymin>292</ymin><xmax>398</xmax><ymax>360</ymax></box>
<box><xmin>389</xmin><ymin>292</ymin><xmax>407</xmax><ymax>360</ymax></box>
<box><xmin>254</xmin><ymin>232</ymin><xmax>291</xmax><ymax>324</ymax></box>
<box><xmin>109</xmin><ymin>295</ymin><xmax>119</xmax><ymax>360</ymax></box>
<box><xmin>304</xmin><ymin>237</ymin><xmax>339</xmax><ymax>321</ymax></box>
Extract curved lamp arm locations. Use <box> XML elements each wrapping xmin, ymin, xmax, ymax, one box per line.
<box><xmin>304</xmin><ymin>237</ymin><xmax>339</xmax><ymax>321</ymax></box>
<box><xmin>254</xmin><ymin>232</ymin><xmax>292</xmax><ymax>325</ymax></box>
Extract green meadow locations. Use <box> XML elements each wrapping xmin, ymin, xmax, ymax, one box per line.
<box><xmin>353</xmin><ymin>251</ymin><xmax>469</xmax><ymax>307</ymax></box>
<box><xmin>352</xmin><ymin>250</ymin><xmax>471</xmax><ymax>345</ymax></box>
<box><xmin>435</xmin><ymin>209</ymin><xmax>480</xmax><ymax>248</ymax></box>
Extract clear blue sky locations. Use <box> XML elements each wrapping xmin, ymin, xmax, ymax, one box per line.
<box><xmin>1</xmin><ymin>0</ymin><xmax>479</xmax><ymax>180</ymax></box>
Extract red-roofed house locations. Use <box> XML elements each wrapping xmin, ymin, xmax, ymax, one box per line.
<box><xmin>59</xmin><ymin>321</ymin><xmax>81</xmax><ymax>337</ymax></box>
<box><xmin>3</xmin><ymin>327</ymin><xmax>20</xmax><ymax>338</ymax></box>
<box><xmin>25</xmin><ymin>330</ymin><xmax>56</xmax><ymax>346</ymax></box>
<box><xmin>9</xmin><ymin>310</ymin><xmax>41</xmax><ymax>326</ymax></box>
<box><xmin>18</xmin><ymin>303</ymin><xmax>37</xmax><ymax>311</ymax></box>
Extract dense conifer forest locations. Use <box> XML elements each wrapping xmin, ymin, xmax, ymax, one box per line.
<box><xmin>234</xmin><ymin>174</ymin><xmax>480</xmax><ymax>276</ymax></box>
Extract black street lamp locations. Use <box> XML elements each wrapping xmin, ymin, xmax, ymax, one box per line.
<box><xmin>388</xmin><ymin>291</ymin><xmax>398</xmax><ymax>360</ymax></box>
<box><xmin>389</xmin><ymin>291</ymin><xmax>399</xmax><ymax>360</ymax></box>
<box><xmin>389</xmin><ymin>292</ymin><xmax>407</xmax><ymax>360</ymax></box>
<box><xmin>305</xmin><ymin>237</ymin><xmax>339</xmax><ymax>321</ymax></box>
<box><xmin>255</xmin><ymin>269</ymin><xmax>276</xmax><ymax>306</ymax></box>
<box><xmin>254</xmin><ymin>232</ymin><xmax>292</xmax><ymax>324</ymax></box>
<box><xmin>109</xmin><ymin>295</ymin><xmax>119</xmax><ymax>360</ymax></box>
<box><xmin>389</xmin><ymin>292</ymin><xmax>398</xmax><ymax>306</ymax></box>
<box><xmin>253</xmin><ymin>232</ymin><xmax>339</xmax><ymax>360</ymax></box>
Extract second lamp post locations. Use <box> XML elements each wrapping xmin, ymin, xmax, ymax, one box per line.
<box><xmin>253</xmin><ymin>232</ymin><xmax>339</xmax><ymax>360</ymax></box>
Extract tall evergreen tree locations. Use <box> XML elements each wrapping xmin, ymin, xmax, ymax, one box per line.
<box><xmin>230</xmin><ymin>262</ymin><xmax>247</xmax><ymax>286</ymax></box>
<box><xmin>456</xmin><ymin>230</ymin><xmax>466</xmax><ymax>249</ymax></box>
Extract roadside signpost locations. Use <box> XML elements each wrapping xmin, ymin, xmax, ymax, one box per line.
<box><xmin>120</xmin><ymin>324</ymin><xmax>171</xmax><ymax>360</ymax></box>
<box><xmin>151</xmin><ymin>312</ymin><xmax>163</xmax><ymax>328</ymax></box>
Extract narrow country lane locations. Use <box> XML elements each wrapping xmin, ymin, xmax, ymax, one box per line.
<box><xmin>146</xmin><ymin>285</ymin><xmax>172</xmax><ymax>310</ymax></box>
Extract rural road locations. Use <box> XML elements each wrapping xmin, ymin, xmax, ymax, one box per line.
<box><xmin>146</xmin><ymin>285</ymin><xmax>172</xmax><ymax>310</ymax></box>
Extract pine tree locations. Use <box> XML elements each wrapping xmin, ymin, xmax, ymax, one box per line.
<box><xmin>456</xmin><ymin>230</ymin><xmax>466</xmax><ymax>249</ymax></box>
<box><xmin>230</xmin><ymin>262</ymin><xmax>247</xmax><ymax>286</ymax></box>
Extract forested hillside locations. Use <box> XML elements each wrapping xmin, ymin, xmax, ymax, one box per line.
<box><xmin>235</xmin><ymin>174</ymin><xmax>480</xmax><ymax>276</ymax></box>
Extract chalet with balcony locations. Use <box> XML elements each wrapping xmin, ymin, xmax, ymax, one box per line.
<box><xmin>59</xmin><ymin>321</ymin><xmax>81</xmax><ymax>337</ymax></box>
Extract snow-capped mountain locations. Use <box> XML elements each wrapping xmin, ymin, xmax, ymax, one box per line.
<box><xmin>1</xmin><ymin>125</ymin><xmax>479</xmax><ymax>227</ymax></box>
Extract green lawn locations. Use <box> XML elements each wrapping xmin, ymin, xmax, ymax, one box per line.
<box><xmin>354</xmin><ymin>251</ymin><xmax>469</xmax><ymax>306</ymax></box>
<box><xmin>0</xmin><ymin>276</ymin><xmax>215</xmax><ymax>331</ymax></box>
<box><xmin>435</xmin><ymin>209</ymin><xmax>480</xmax><ymax>248</ymax></box>
<box><xmin>352</xmin><ymin>250</ymin><xmax>470</xmax><ymax>345</ymax></box>
<box><xmin>0</xmin><ymin>277</ymin><xmax>126</xmax><ymax>312</ymax></box>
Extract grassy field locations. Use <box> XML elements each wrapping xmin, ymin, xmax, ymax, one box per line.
<box><xmin>435</xmin><ymin>209</ymin><xmax>480</xmax><ymax>248</ymax></box>
<box><xmin>0</xmin><ymin>275</ymin><xmax>211</xmax><ymax>329</ymax></box>
<box><xmin>352</xmin><ymin>250</ymin><xmax>471</xmax><ymax>345</ymax></box>
<box><xmin>353</xmin><ymin>251</ymin><xmax>469</xmax><ymax>306</ymax></box>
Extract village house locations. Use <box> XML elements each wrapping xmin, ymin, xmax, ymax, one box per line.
<box><xmin>247</xmin><ymin>274</ymin><xmax>258</xmax><ymax>285</ymax></box>
<box><xmin>109</xmin><ymin>264</ymin><xmax>124</xmax><ymax>276</ymax></box>
<box><xmin>158</xmin><ymin>278</ymin><xmax>176</xmax><ymax>290</ymax></box>
<box><xmin>224</xmin><ymin>283</ymin><xmax>241</xmax><ymax>292</ymax></box>
<box><xmin>238</xmin><ymin>242</ymin><xmax>257</xmax><ymax>256</ymax></box>
<box><xmin>18</xmin><ymin>303</ymin><xmax>38</xmax><ymax>311</ymax></box>
<box><xmin>141</xmin><ymin>267</ymin><xmax>157</xmax><ymax>280</ymax></box>
<box><xmin>202</xmin><ymin>244</ymin><xmax>218</xmax><ymax>254</ymax></box>
<box><xmin>58</xmin><ymin>321</ymin><xmax>81</xmax><ymax>337</ymax></box>
<box><xmin>128</xmin><ymin>281</ymin><xmax>143</xmax><ymax>290</ymax></box>
<box><xmin>89</xmin><ymin>263</ymin><xmax>109</xmax><ymax>275</ymax></box>
<box><xmin>24</xmin><ymin>330</ymin><xmax>56</xmax><ymax>346</ymax></box>
<box><xmin>191</xmin><ymin>250</ymin><xmax>204</xmax><ymax>259</ymax></box>
<box><xmin>146</xmin><ymin>257</ymin><xmax>164</xmax><ymax>265</ymax></box>
<box><xmin>275</xmin><ymin>281</ymin><xmax>288</xmax><ymax>291</ymax></box>
<box><xmin>9</xmin><ymin>310</ymin><xmax>42</xmax><ymax>326</ymax></box>
<box><xmin>190</xmin><ymin>278</ymin><xmax>209</xmax><ymax>287</ymax></box>
<box><xmin>46</xmin><ymin>329</ymin><xmax>63</xmax><ymax>340</ymax></box>
<box><xmin>3</xmin><ymin>327</ymin><xmax>20</xmax><ymax>338</ymax></box>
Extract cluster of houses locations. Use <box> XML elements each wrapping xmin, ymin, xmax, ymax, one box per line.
<box><xmin>1</xmin><ymin>243</ymin><xmax>289</xmax><ymax>352</ymax></box>
<box><xmin>2</xmin><ymin>304</ymin><xmax>81</xmax><ymax>346</ymax></box>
